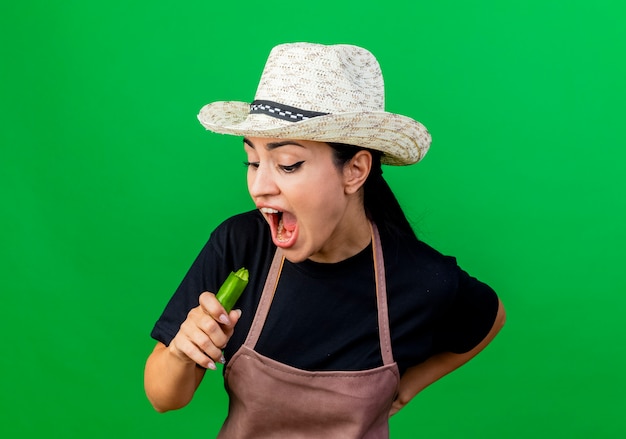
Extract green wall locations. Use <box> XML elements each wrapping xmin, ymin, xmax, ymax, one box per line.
<box><xmin>1</xmin><ymin>1</ymin><xmax>624</xmax><ymax>437</ymax></box>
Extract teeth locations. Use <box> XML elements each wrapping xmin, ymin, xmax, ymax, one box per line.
<box><xmin>260</xmin><ymin>207</ymin><xmax>279</xmax><ymax>214</ymax></box>
<box><xmin>277</xmin><ymin>218</ymin><xmax>284</xmax><ymax>234</ymax></box>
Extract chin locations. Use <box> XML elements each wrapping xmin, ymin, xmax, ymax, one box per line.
<box><xmin>279</xmin><ymin>248</ymin><xmax>310</xmax><ymax>264</ymax></box>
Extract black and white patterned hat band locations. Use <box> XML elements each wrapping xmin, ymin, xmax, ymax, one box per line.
<box><xmin>250</xmin><ymin>100</ymin><xmax>329</xmax><ymax>122</ymax></box>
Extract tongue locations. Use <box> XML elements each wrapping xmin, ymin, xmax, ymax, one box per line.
<box><xmin>282</xmin><ymin>212</ymin><xmax>297</xmax><ymax>231</ymax></box>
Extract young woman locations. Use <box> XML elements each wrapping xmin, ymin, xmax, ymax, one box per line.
<box><xmin>144</xmin><ymin>42</ymin><xmax>505</xmax><ymax>438</ymax></box>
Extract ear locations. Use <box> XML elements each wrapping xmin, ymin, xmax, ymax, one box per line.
<box><xmin>343</xmin><ymin>150</ymin><xmax>372</xmax><ymax>195</ymax></box>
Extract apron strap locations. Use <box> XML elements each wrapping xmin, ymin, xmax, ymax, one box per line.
<box><xmin>243</xmin><ymin>221</ymin><xmax>395</xmax><ymax>366</ymax></box>
<box><xmin>370</xmin><ymin>221</ymin><xmax>394</xmax><ymax>366</ymax></box>
<box><xmin>243</xmin><ymin>248</ymin><xmax>284</xmax><ymax>347</ymax></box>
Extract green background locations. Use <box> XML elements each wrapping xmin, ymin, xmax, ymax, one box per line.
<box><xmin>1</xmin><ymin>0</ymin><xmax>624</xmax><ymax>437</ymax></box>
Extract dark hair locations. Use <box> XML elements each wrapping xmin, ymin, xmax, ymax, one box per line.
<box><xmin>327</xmin><ymin>142</ymin><xmax>418</xmax><ymax>242</ymax></box>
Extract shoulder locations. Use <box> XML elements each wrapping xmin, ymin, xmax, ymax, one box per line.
<box><xmin>207</xmin><ymin>209</ymin><xmax>275</xmax><ymax>277</ymax></box>
<box><xmin>380</xmin><ymin>231</ymin><xmax>488</xmax><ymax>313</ymax></box>
<box><xmin>382</xmin><ymin>230</ymin><xmax>498</xmax><ymax>308</ymax></box>
<box><xmin>381</xmin><ymin>231</ymin><xmax>459</xmax><ymax>279</ymax></box>
<box><xmin>213</xmin><ymin>209</ymin><xmax>267</xmax><ymax>235</ymax></box>
<box><xmin>209</xmin><ymin>210</ymin><xmax>271</xmax><ymax>254</ymax></box>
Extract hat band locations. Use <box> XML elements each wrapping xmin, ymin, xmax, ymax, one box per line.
<box><xmin>250</xmin><ymin>100</ymin><xmax>328</xmax><ymax>122</ymax></box>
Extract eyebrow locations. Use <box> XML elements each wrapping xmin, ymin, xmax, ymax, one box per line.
<box><xmin>243</xmin><ymin>137</ymin><xmax>305</xmax><ymax>150</ymax></box>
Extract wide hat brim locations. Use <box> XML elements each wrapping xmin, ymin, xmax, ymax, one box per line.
<box><xmin>198</xmin><ymin>101</ymin><xmax>431</xmax><ymax>166</ymax></box>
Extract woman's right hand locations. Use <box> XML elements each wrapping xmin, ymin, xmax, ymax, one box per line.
<box><xmin>168</xmin><ymin>291</ymin><xmax>242</xmax><ymax>370</ymax></box>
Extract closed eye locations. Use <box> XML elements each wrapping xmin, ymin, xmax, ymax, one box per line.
<box><xmin>279</xmin><ymin>161</ymin><xmax>305</xmax><ymax>173</ymax></box>
<box><xmin>243</xmin><ymin>161</ymin><xmax>259</xmax><ymax>169</ymax></box>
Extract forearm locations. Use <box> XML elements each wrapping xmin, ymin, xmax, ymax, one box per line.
<box><xmin>395</xmin><ymin>349</ymin><xmax>480</xmax><ymax>406</ymax></box>
<box><xmin>391</xmin><ymin>299</ymin><xmax>506</xmax><ymax>415</ymax></box>
<box><xmin>144</xmin><ymin>342</ymin><xmax>206</xmax><ymax>413</ymax></box>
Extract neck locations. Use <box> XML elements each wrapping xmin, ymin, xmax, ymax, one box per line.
<box><xmin>308</xmin><ymin>208</ymin><xmax>372</xmax><ymax>263</ymax></box>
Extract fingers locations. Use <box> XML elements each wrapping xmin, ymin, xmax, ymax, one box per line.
<box><xmin>169</xmin><ymin>292</ymin><xmax>242</xmax><ymax>370</ymax></box>
<box><xmin>388</xmin><ymin>399</ymin><xmax>403</xmax><ymax>417</ymax></box>
<box><xmin>198</xmin><ymin>291</ymin><xmax>233</xmax><ymax>328</ymax></box>
<box><xmin>169</xmin><ymin>332</ymin><xmax>222</xmax><ymax>370</ymax></box>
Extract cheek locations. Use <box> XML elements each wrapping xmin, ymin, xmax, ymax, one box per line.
<box><xmin>298</xmin><ymin>177</ymin><xmax>345</xmax><ymax>218</ymax></box>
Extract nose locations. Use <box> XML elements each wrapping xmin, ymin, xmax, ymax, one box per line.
<box><xmin>248</xmin><ymin>164</ymin><xmax>280</xmax><ymax>199</ymax></box>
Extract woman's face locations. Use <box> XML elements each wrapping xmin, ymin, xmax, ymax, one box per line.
<box><xmin>244</xmin><ymin>137</ymin><xmax>369</xmax><ymax>263</ymax></box>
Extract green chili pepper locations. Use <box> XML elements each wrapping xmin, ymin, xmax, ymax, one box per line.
<box><xmin>216</xmin><ymin>267</ymin><xmax>249</xmax><ymax>313</ymax></box>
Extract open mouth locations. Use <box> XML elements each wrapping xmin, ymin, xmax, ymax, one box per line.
<box><xmin>260</xmin><ymin>207</ymin><xmax>298</xmax><ymax>247</ymax></box>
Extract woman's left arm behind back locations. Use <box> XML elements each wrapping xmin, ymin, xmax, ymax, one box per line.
<box><xmin>389</xmin><ymin>298</ymin><xmax>506</xmax><ymax>417</ymax></box>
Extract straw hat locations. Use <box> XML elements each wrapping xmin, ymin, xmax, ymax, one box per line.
<box><xmin>197</xmin><ymin>43</ymin><xmax>431</xmax><ymax>165</ymax></box>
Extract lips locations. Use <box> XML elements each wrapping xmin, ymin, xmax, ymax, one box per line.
<box><xmin>259</xmin><ymin>207</ymin><xmax>298</xmax><ymax>248</ymax></box>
